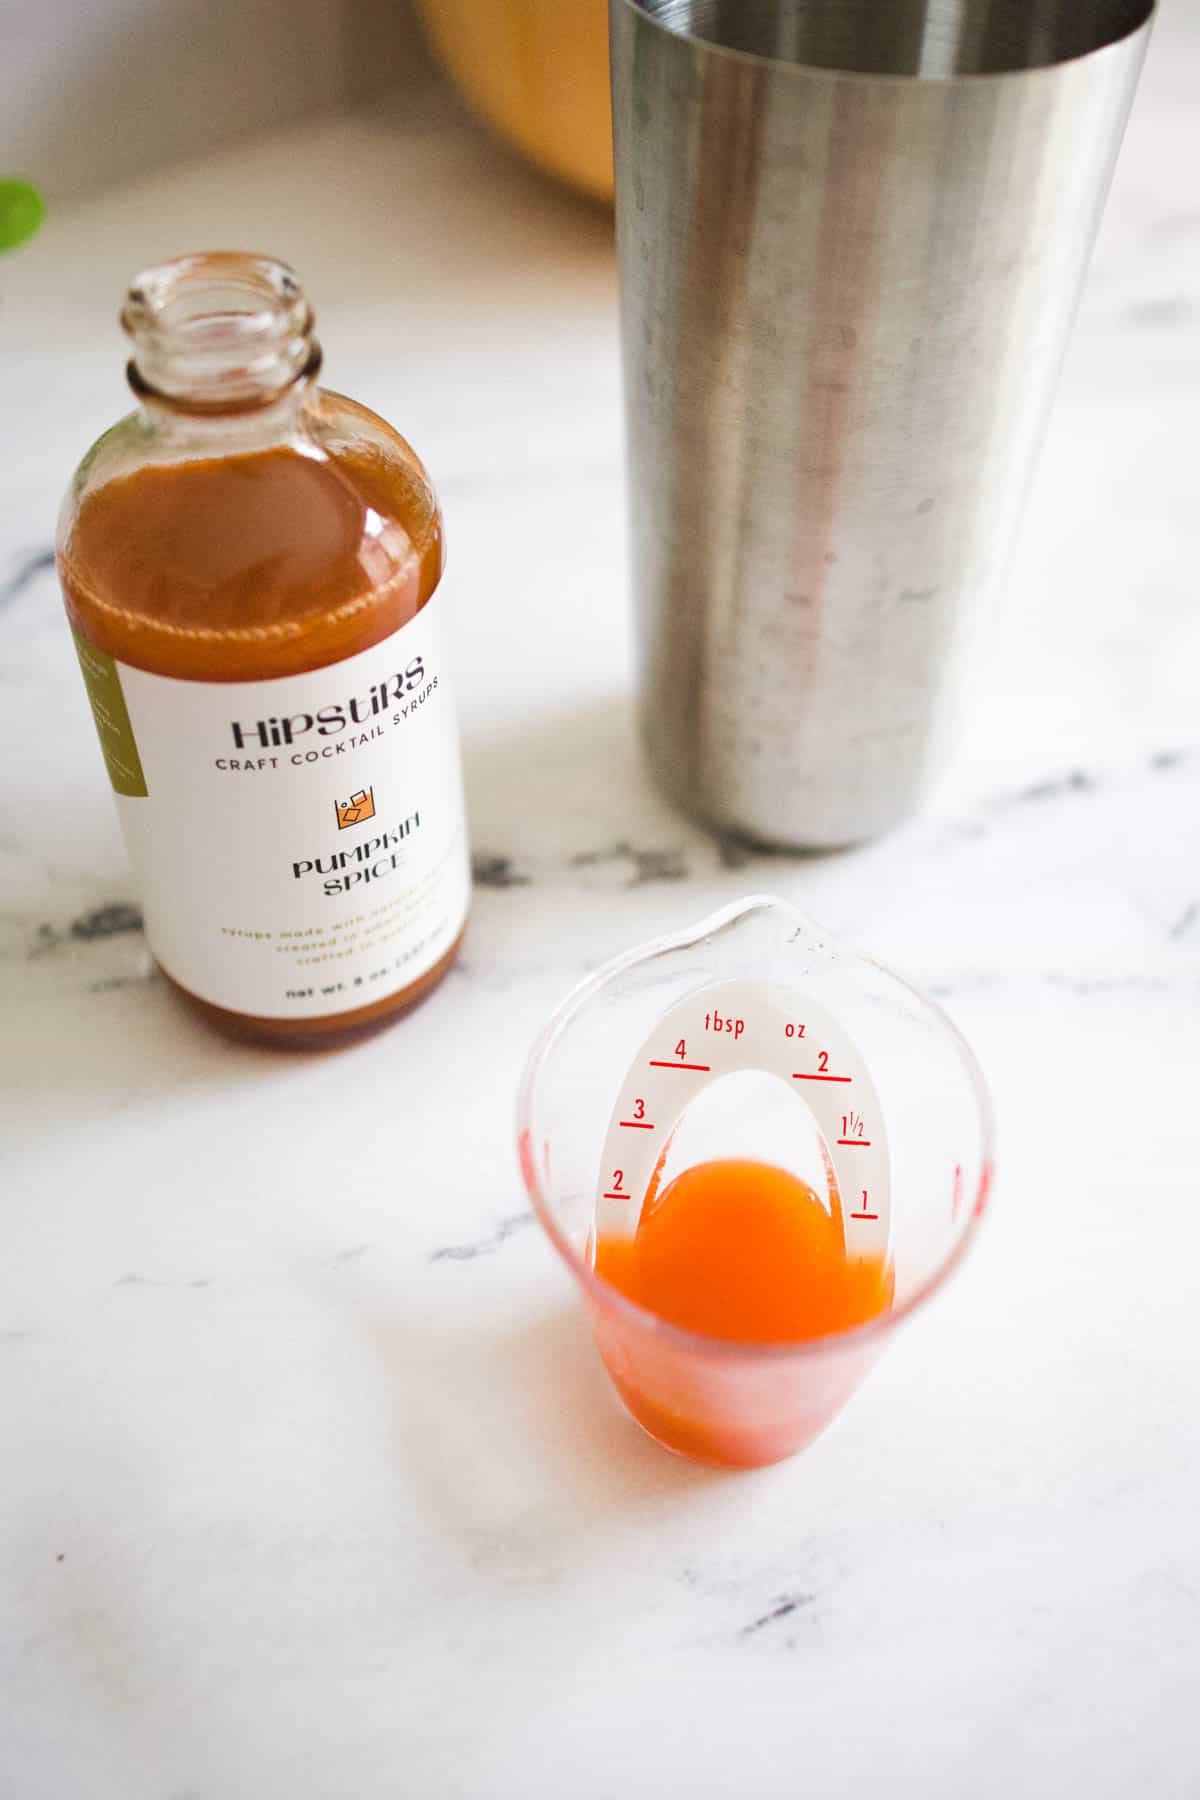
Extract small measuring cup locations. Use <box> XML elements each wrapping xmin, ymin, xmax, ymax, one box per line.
<box><xmin>517</xmin><ymin>897</ymin><xmax>993</xmax><ymax>1468</ymax></box>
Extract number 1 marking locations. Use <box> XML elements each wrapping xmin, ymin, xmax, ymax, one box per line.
<box><xmin>850</xmin><ymin>1188</ymin><xmax>879</xmax><ymax>1220</ymax></box>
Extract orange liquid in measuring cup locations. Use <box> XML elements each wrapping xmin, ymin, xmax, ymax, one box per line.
<box><xmin>595</xmin><ymin>1158</ymin><xmax>894</xmax><ymax>1343</ymax></box>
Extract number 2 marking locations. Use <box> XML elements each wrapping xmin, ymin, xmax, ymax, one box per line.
<box><xmin>818</xmin><ymin>1050</ymin><xmax>829</xmax><ymax>1072</ymax></box>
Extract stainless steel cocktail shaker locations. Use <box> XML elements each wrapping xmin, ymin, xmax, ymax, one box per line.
<box><xmin>611</xmin><ymin>0</ymin><xmax>1153</xmax><ymax>847</ymax></box>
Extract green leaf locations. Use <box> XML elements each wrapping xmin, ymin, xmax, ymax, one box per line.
<box><xmin>0</xmin><ymin>180</ymin><xmax>45</xmax><ymax>253</ymax></box>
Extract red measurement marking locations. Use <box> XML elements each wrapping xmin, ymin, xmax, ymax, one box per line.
<box><xmin>602</xmin><ymin>1191</ymin><xmax>632</xmax><ymax>1201</ymax></box>
<box><xmin>792</xmin><ymin>1072</ymin><xmax>852</xmax><ymax>1083</ymax></box>
<box><xmin>619</xmin><ymin>1120</ymin><xmax>655</xmax><ymax>1130</ymax></box>
<box><xmin>836</xmin><ymin>1137</ymin><xmax>872</xmax><ymax>1147</ymax></box>
<box><xmin>850</xmin><ymin>1210</ymin><xmax>880</xmax><ymax>1220</ymax></box>
<box><xmin>649</xmin><ymin>1060</ymin><xmax>711</xmax><ymax>1072</ymax></box>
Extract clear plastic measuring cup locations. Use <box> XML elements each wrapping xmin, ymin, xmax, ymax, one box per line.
<box><xmin>517</xmin><ymin>896</ymin><xmax>993</xmax><ymax>1468</ymax></box>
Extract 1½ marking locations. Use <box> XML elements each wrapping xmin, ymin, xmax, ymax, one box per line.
<box><xmin>836</xmin><ymin>1110</ymin><xmax>871</xmax><ymax>1147</ymax></box>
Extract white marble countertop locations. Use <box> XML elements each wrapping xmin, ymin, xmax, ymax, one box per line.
<box><xmin>2</xmin><ymin>16</ymin><xmax>1198</xmax><ymax>1796</ymax></box>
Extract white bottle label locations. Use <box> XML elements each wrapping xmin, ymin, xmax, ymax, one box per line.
<box><xmin>73</xmin><ymin>592</ymin><xmax>470</xmax><ymax>1019</ymax></box>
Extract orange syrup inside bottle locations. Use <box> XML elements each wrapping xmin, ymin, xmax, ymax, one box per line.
<box><xmin>595</xmin><ymin>1157</ymin><xmax>894</xmax><ymax>1343</ymax></box>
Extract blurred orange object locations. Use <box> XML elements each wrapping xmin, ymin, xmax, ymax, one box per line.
<box><xmin>413</xmin><ymin>0</ymin><xmax>613</xmax><ymax>201</ymax></box>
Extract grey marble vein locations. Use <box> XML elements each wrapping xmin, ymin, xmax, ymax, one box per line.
<box><xmin>0</xmin><ymin>546</ymin><xmax>55</xmax><ymax>606</ymax></box>
<box><xmin>739</xmin><ymin>1592</ymin><xmax>817</xmax><ymax>1637</ymax></box>
<box><xmin>1169</xmin><ymin>901</ymin><xmax>1199</xmax><ymax>941</ymax></box>
<box><xmin>431</xmin><ymin>1212</ymin><xmax>534</xmax><ymax>1262</ymax></box>
<box><xmin>471</xmin><ymin>853</ymin><xmax>532</xmax><ymax>889</ymax></box>
<box><xmin>115</xmin><ymin>1274</ymin><xmax>214</xmax><ymax>1290</ymax></box>
<box><xmin>32</xmin><ymin>902</ymin><xmax>144</xmax><ymax>956</ymax></box>
<box><xmin>86</xmin><ymin>972</ymin><xmax>156</xmax><ymax>993</ymax></box>
<box><xmin>570</xmin><ymin>840</ymin><xmax>691</xmax><ymax>885</ymax></box>
<box><xmin>328</xmin><ymin>1244</ymin><xmax>373</xmax><ymax>1267</ymax></box>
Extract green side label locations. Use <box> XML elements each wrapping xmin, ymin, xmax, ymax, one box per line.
<box><xmin>71</xmin><ymin>628</ymin><xmax>148</xmax><ymax>797</ymax></box>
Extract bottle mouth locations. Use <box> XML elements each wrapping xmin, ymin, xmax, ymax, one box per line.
<box><xmin>122</xmin><ymin>251</ymin><xmax>321</xmax><ymax>414</ymax></box>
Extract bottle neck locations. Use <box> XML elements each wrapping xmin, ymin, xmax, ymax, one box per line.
<box><xmin>134</xmin><ymin>385</ymin><xmax>319</xmax><ymax>460</ymax></box>
<box><xmin>122</xmin><ymin>252</ymin><xmax>321</xmax><ymax>417</ymax></box>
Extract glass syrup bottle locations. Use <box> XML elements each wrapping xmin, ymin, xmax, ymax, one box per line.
<box><xmin>57</xmin><ymin>252</ymin><xmax>470</xmax><ymax>1049</ymax></box>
